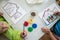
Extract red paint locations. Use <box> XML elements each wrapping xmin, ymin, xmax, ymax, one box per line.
<box><xmin>23</xmin><ymin>21</ymin><xmax>29</xmax><ymax>27</ymax></box>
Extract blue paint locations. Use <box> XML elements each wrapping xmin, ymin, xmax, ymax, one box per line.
<box><xmin>32</xmin><ymin>23</ymin><xmax>37</xmax><ymax>29</ymax></box>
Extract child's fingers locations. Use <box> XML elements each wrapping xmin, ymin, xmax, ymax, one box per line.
<box><xmin>20</xmin><ymin>33</ymin><xmax>26</xmax><ymax>38</ymax></box>
<box><xmin>41</xmin><ymin>27</ymin><xmax>46</xmax><ymax>32</ymax></box>
<box><xmin>20</xmin><ymin>31</ymin><xmax>27</xmax><ymax>38</ymax></box>
<box><xmin>2</xmin><ymin>28</ymin><xmax>8</xmax><ymax>32</ymax></box>
<box><xmin>0</xmin><ymin>22</ymin><xmax>8</xmax><ymax>34</ymax></box>
<box><xmin>41</xmin><ymin>27</ymin><xmax>50</xmax><ymax>34</ymax></box>
<box><xmin>53</xmin><ymin>12</ymin><xmax>60</xmax><ymax>16</ymax></box>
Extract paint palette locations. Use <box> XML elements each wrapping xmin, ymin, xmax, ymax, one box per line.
<box><xmin>23</xmin><ymin>18</ymin><xmax>37</xmax><ymax>32</ymax></box>
<box><xmin>23</xmin><ymin>23</ymin><xmax>37</xmax><ymax>32</ymax></box>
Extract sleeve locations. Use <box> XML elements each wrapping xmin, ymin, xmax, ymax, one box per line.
<box><xmin>51</xmin><ymin>20</ymin><xmax>60</xmax><ymax>37</ymax></box>
<box><xmin>3</xmin><ymin>27</ymin><xmax>22</xmax><ymax>40</ymax></box>
<box><xmin>0</xmin><ymin>16</ymin><xmax>6</xmax><ymax>21</ymax></box>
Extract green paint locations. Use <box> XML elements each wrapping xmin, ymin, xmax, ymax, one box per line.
<box><xmin>28</xmin><ymin>27</ymin><xmax>33</xmax><ymax>32</ymax></box>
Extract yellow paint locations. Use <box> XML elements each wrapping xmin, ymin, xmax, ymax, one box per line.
<box><xmin>28</xmin><ymin>18</ymin><xmax>33</xmax><ymax>24</ymax></box>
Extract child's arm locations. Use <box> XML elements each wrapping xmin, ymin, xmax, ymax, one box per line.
<box><xmin>48</xmin><ymin>31</ymin><xmax>57</xmax><ymax>40</ymax></box>
<box><xmin>0</xmin><ymin>12</ymin><xmax>26</xmax><ymax>40</ymax></box>
<box><xmin>41</xmin><ymin>27</ymin><xmax>57</xmax><ymax>40</ymax></box>
<box><xmin>0</xmin><ymin>12</ymin><xmax>22</xmax><ymax>40</ymax></box>
<box><xmin>0</xmin><ymin>12</ymin><xmax>8</xmax><ymax>34</ymax></box>
<box><xmin>3</xmin><ymin>26</ymin><xmax>27</xmax><ymax>40</ymax></box>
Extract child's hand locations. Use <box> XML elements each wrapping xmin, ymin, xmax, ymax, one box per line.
<box><xmin>20</xmin><ymin>31</ymin><xmax>27</xmax><ymax>38</ymax></box>
<box><xmin>41</xmin><ymin>27</ymin><xmax>51</xmax><ymax>34</ymax></box>
<box><xmin>53</xmin><ymin>11</ymin><xmax>60</xmax><ymax>16</ymax></box>
<box><xmin>0</xmin><ymin>22</ymin><xmax>8</xmax><ymax>34</ymax></box>
<box><xmin>0</xmin><ymin>12</ymin><xmax>3</xmax><ymax>16</ymax></box>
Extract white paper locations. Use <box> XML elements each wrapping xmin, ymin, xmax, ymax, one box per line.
<box><xmin>2</xmin><ymin>1</ymin><xmax>27</xmax><ymax>24</ymax></box>
<box><xmin>3</xmin><ymin>2</ymin><xmax>18</xmax><ymax>16</ymax></box>
<box><xmin>39</xmin><ymin>3</ymin><xmax>60</xmax><ymax>25</ymax></box>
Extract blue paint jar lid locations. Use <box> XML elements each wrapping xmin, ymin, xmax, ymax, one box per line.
<box><xmin>32</xmin><ymin>23</ymin><xmax>37</xmax><ymax>29</ymax></box>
